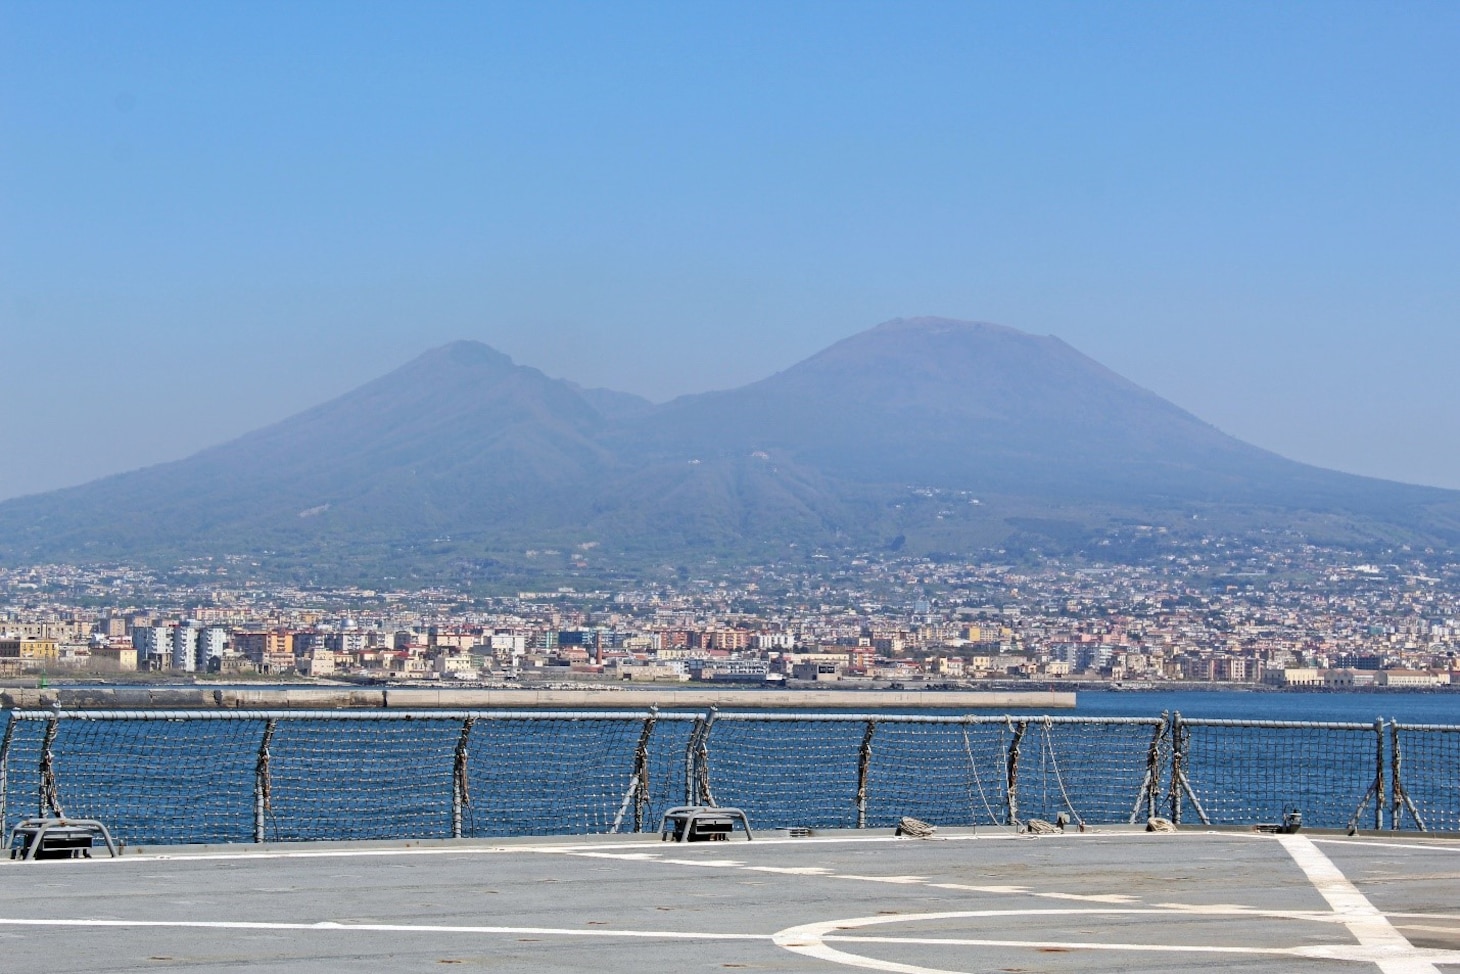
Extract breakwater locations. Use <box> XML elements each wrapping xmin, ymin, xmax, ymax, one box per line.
<box><xmin>0</xmin><ymin>686</ymin><xmax>1075</xmax><ymax>711</ymax></box>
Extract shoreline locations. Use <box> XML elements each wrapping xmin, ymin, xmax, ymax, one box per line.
<box><xmin>0</xmin><ymin>685</ymin><xmax>1077</xmax><ymax>711</ymax></box>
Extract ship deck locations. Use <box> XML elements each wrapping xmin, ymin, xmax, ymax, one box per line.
<box><xmin>3</xmin><ymin>826</ymin><xmax>1460</xmax><ymax>973</ymax></box>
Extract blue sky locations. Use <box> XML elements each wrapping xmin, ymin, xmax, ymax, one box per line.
<box><xmin>2</xmin><ymin>1</ymin><xmax>1458</xmax><ymax>499</ymax></box>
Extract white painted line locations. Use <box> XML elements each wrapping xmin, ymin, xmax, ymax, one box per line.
<box><xmin>825</xmin><ymin>933</ymin><xmax>1296</xmax><ymax>955</ymax></box>
<box><xmin>1312</xmin><ymin>838</ymin><xmax>1460</xmax><ymax>855</ymax></box>
<box><xmin>774</xmin><ymin>907</ymin><xmax>1460</xmax><ymax>974</ymax></box>
<box><xmin>65</xmin><ymin>829</ymin><xmax>1460</xmax><ymax>867</ymax></box>
<box><xmin>75</xmin><ymin>826</ymin><xmax>1368</xmax><ymax>866</ymax></box>
<box><xmin>98</xmin><ymin>832</ymin><xmax>995</xmax><ymax>863</ymax></box>
<box><xmin>0</xmin><ymin>916</ymin><xmax>768</xmax><ymax>941</ymax></box>
<box><xmin>775</xmin><ymin>909</ymin><xmax>1291</xmax><ymax>974</ymax></box>
<box><xmin>1279</xmin><ymin>833</ymin><xmax>1440</xmax><ymax>974</ymax></box>
<box><xmin>548</xmin><ymin>843</ymin><xmax>1336</xmax><ymax>916</ymax></box>
<box><xmin>98</xmin><ymin>845</ymin><xmax>526</xmax><ymax>863</ymax></box>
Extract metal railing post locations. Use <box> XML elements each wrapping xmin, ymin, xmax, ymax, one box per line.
<box><xmin>0</xmin><ymin>713</ymin><xmax>14</xmax><ymax>835</ymax></box>
<box><xmin>1374</xmin><ymin>717</ymin><xmax>1386</xmax><ymax>832</ymax></box>
<box><xmin>253</xmin><ymin>718</ymin><xmax>277</xmax><ymax>843</ymax></box>
<box><xmin>1005</xmin><ymin>719</ymin><xmax>1027</xmax><ymax>827</ymax></box>
<box><xmin>452</xmin><ymin>717</ymin><xmax>475</xmax><ymax>839</ymax></box>
<box><xmin>856</xmin><ymin>720</ymin><xmax>877</xmax><ymax>829</ymax></box>
<box><xmin>38</xmin><ymin>713</ymin><xmax>63</xmax><ymax>817</ymax></box>
<box><xmin>1390</xmin><ymin>720</ymin><xmax>1400</xmax><ymax>830</ymax></box>
<box><xmin>684</xmin><ymin>716</ymin><xmax>703</xmax><ymax>805</ymax></box>
<box><xmin>634</xmin><ymin>710</ymin><xmax>658</xmax><ymax>832</ymax></box>
<box><xmin>612</xmin><ymin>709</ymin><xmax>659</xmax><ymax>834</ymax></box>
<box><xmin>695</xmin><ymin>708</ymin><xmax>718</xmax><ymax>808</ymax></box>
<box><xmin>1168</xmin><ymin>712</ymin><xmax>1184</xmax><ymax>825</ymax></box>
<box><xmin>1388</xmin><ymin>721</ymin><xmax>1426</xmax><ymax>831</ymax></box>
<box><xmin>1131</xmin><ymin>712</ymin><xmax>1168</xmax><ymax>824</ymax></box>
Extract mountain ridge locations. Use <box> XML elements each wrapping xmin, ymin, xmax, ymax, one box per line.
<box><xmin>2</xmin><ymin>317</ymin><xmax>1457</xmax><ymax>581</ymax></box>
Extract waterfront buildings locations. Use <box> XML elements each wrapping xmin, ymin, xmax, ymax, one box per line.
<box><xmin>1</xmin><ymin>541</ymin><xmax>1458</xmax><ymax>687</ymax></box>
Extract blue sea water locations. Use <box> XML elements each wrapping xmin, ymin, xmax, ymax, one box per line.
<box><xmin>1069</xmin><ymin>688</ymin><xmax>1460</xmax><ymax>725</ymax></box>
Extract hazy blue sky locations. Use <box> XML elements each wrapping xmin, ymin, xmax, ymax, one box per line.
<box><xmin>2</xmin><ymin>1</ymin><xmax>1458</xmax><ymax>500</ymax></box>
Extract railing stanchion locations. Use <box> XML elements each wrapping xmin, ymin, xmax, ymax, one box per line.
<box><xmin>1131</xmin><ymin>712</ymin><xmax>1168</xmax><ymax>824</ymax></box>
<box><xmin>685</xmin><ymin>713</ymin><xmax>706</xmax><ymax>806</ymax></box>
<box><xmin>1168</xmin><ymin>712</ymin><xmax>1184</xmax><ymax>825</ymax></box>
<box><xmin>695</xmin><ymin>707</ymin><xmax>718</xmax><ymax>808</ymax></box>
<box><xmin>634</xmin><ymin>710</ymin><xmax>658</xmax><ymax>833</ymax></box>
<box><xmin>1374</xmin><ymin>717</ymin><xmax>1386</xmax><ymax>832</ymax></box>
<box><xmin>1005</xmin><ymin>719</ymin><xmax>1027</xmax><ymax>828</ymax></box>
<box><xmin>1390</xmin><ymin>720</ymin><xmax>1400</xmax><ymax>830</ymax></box>
<box><xmin>1389</xmin><ymin>721</ymin><xmax>1427</xmax><ymax>831</ymax></box>
<box><xmin>254</xmin><ymin>718</ymin><xmax>277</xmax><ymax>843</ymax></box>
<box><xmin>0</xmin><ymin>712</ymin><xmax>15</xmax><ymax>836</ymax></box>
<box><xmin>856</xmin><ymin>720</ymin><xmax>877</xmax><ymax>829</ymax></box>
<box><xmin>38</xmin><ymin>713</ymin><xmax>63</xmax><ymax>818</ymax></box>
<box><xmin>452</xmin><ymin>717</ymin><xmax>475</xmax><ymax>839</ymax></box>
<box><xmin>612</xmin><ymin>709</ymin><xmax>658</xmax><ymax>834</ymax></box>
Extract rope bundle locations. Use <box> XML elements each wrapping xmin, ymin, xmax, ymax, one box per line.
<box><xmin>894</xmin><ymin>816</ymin><xmax>937</xmax><ymax>838</ymax></box>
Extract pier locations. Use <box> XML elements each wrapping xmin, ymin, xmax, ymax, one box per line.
<box><xmin>0</xmin><ymin>686</ymin><xmax>1076</xmax><ymax>711</ymax></box>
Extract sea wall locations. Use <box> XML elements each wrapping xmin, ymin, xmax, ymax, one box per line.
<box><xmin>0</xmin><ymin>686</ymin><xmax>1075</xmax><ymax>711</ymax></box>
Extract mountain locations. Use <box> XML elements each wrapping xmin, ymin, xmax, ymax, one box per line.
<box><xmin>0</xmin><ymin>341</ymin><xmax>616</xmax><ymax>565</ymax></box>
<box><xmin>2</xmin><ymin>317</ymin><xmax>1458</xmax><ymax>582</ymax></box>
<box><xmin>620</xmin><ymin>318</ymin><xmax>1451</xmax><ymax>511</ymax></box>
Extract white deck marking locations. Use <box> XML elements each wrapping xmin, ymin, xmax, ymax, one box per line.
<box><xmin>1312</xmin><ymin>838</ymin><xmax>1460</xmax><ymax>855</ymax></box>
<box><xmin>1279</xmin><ymin>833</ymin><xmax>1439</xmax><ymax>974</ymax></box>
<box><xmin>774</xmin><ymin>907</ymin><xmax>1460</xmax><ymax>974</ymax></box>
<box><xmin>102</xmin><ymin>826</ymin><xmax>1258</xmax><ymax>867</ymax></box>
<box><xmin>0</xmin><ymin>916</ymin><xmax>768</xmax><ymax>941</ymax></box>
<box><xmin>88</xmin><ymin>826</ymin><xmax>1378</xmax><ymax>867</ymax></box>
<box><xmin>103</xmin><ymin>831</ymin><xmax>1000</xmax><ymax>864</ymax></box>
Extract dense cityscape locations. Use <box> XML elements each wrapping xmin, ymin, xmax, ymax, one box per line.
<box><xmin>4</xmin><ymin>534</ymin><xmax>1458</xmax><ymax>690</ymax></box>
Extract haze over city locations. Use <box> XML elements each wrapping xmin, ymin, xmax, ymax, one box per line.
<box><xmin>3</xmin><ymin>1</ymin><xmax>1459</xmax><ymax>503</ymax></box>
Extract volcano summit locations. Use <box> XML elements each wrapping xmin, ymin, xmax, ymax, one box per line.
<box><xmin>2</xmin><ymin>317</ymin><xmax>1456</xmax><ymax>581</ymax></box>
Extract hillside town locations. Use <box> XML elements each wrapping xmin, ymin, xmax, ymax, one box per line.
<box><xmin>3</xmin><ymin>538</ymin><xmax>1459</xmax><ymax>690</ymax></box>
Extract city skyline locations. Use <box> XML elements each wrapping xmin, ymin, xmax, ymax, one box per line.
<box><xmin>5</xmin><ymin>537</ymin><xmax>1459</xmax><ymax>689</ymax></box>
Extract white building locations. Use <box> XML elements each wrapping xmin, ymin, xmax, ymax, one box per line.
<box><xmin>1376</xmin><ymin>669</ymin><xmax>1451</xmax><ymax>687</ymax></box>
<box><xmin>198</xmin><ymin>627</ymin><xmax>229</xmax><ymax>667</ymax></box>
<box><xmin>172</xmin><ymin>625</ymin><xmax>199</xmax><ymax>672</ymax></box>
<box><xmin>489</xmin><ymin>633</ymin><xmax>528</xmax><ymax>655</ymax></box>
<box><xmin>130</xmin><ymin>626</ymin><xmax>172</xmax><ymax>670</ymax></box>
<box><xmin>324</xmin><ymin>630</ymin><xmax>369</xmax><ymax>654</ymax></box>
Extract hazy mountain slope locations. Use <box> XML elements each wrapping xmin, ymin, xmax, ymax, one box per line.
<box><xmin>2</xmin><ymin>317</ymin><xmax>1458</xmax><ymax>577</ymax></box>
<box><xmin>0</xmin><ymin>341</ymin><xmax>616</xmax><ymax>560</ymax></box>
<box><xmin>566</xmin><ymin>383</ymin><xmax>656</xmax><ymax>422</ymax></box>
<box><xmin>620</xmin><ymin>318</ymin><xmax>1459</xmax><ymax>515</ymax></box>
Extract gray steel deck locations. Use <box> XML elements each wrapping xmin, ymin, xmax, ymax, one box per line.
<box><xmin>3</xmin><ymin>827</ymin><xmax>1459</xmax><ymax>972</ymax></box>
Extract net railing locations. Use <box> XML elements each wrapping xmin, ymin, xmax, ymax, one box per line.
<box><xmin>699</xmin><ymin>715</ymin><xmax>1166</xmax><ymax>831</ymax></box>
<box><xmin>0</xmin><ymin>710</ymin><xmax>702</xmax><ymax>846</ymax></box>
<box><xmin>1390</xmin><ymin>723</ymin><xmax>1460</xmax><ymax>833</ymax></box>
<box><xmin>3</xmin><ymin>709</ymin><xmax>1458</xmax><ymax>847</ymax></box>
<box><xmin>1171</xmin><ymin>717</ymin><xmax>1386</xmax><ymax>831</ymax></box>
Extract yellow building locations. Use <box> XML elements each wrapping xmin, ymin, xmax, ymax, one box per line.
<box><xmin>0</xmin><ymin>637</ymin><xmax>59</xmax><ymax>661</ymax></box>
<box><xmin>90</xmin><ymin>645</ymin><xmax>138</xmax><ymax>672</ymax></box>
